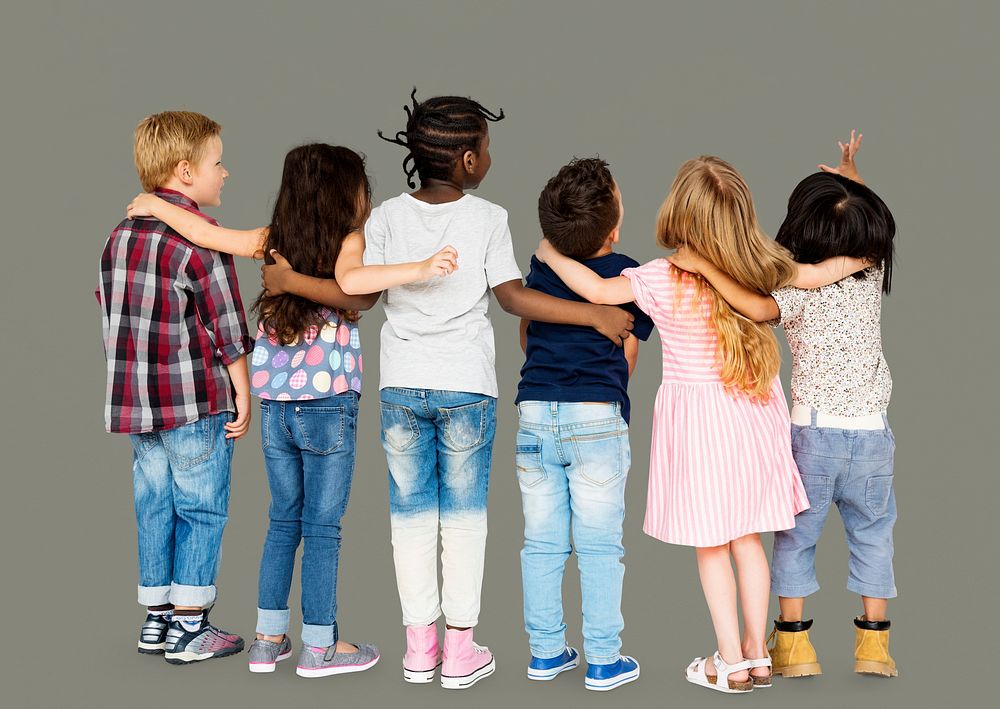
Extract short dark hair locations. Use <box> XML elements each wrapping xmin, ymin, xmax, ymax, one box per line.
<box><xmin>776</xmin><ymin>172</ymin><xmax>896</xmax><ymax>294</ymax></box>
<box><xmin>378</xmin><ymin>88</ymin><xmax>504</xmax><ymax>188</ymax></box>
<box><xmin>538</xmin><ymin>157</ymin><xmax>620</xmax><ymax>259</ymax></box>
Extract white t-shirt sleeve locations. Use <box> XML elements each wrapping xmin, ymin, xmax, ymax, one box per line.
<box><xmin>362</xmin><ymin>208</ymin><xmax>387</xmax><ymax>266</ymax></box>
<box><xmin>484</xmin><ymin>207</ymin><xmax>523</xmax><ymax>288</ymax></box>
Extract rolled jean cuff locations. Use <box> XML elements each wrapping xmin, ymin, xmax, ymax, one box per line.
<box><xmin>586</xmin><ymin>651</ymin><xmax>622</xmax><ymax>665</ymax></box>
<box><xmin>770</xmin><ymin>579</ymin><xmax>820</xmax><ymax>598</ymax></box>
<box><xmin>530</xmin><ymin>645</ymin><xmax>569</xmax><ymax>661</ymax></box>
<box><xmin>137</xmin><ymin>585</ymin><xmax>171</xmax><ymax>607</ymax></box>
<box><xmin>847</xmin><ymin>579</ymin><xmax>897</xmax><ymax>599</ymax></box>
<box><xmin>302</xmin><ymin>621</ymin><xmax>339</xmax><ymax>648</ymax></box>
<box><xmin>169</xmin><ymin>582</ymin><xmax>217</xmax><ymax>608</ymax></box>
<box><xmin>256</xmin><ymin>608</ymin><xmax>291</xmax><ymax>637</ymax></box>
<box><xmin>443</xmin><ymin>616</ymin><xmax>478</xmax><ymax>629</ymax></box>
<box><xmin>403</xmin><ymin>609</ymin><xmax>442</xmax><ymax>628</ymax></box>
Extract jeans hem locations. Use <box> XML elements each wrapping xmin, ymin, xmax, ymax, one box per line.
<box><xmin>137</xmin><ymin>585</ymin><xmax>171</xmax><ymax>606</ymax></box>
<box><xmin>443</xmin><ymin>617</ymin><xmax>478</xmax><ymax>629</ymax></box>
<box><xmin>302</xmin><ymin>622</ymin><xmax>338</xmax><ymax>648</ymax></box>
<box><xmin>169</xmin><ymin>582</ymin><xmax>217</xmax><ymax>607</ymax></box>
<box><xmin>403</xmin><ymin>610</ymin><xmax>442</xmax><ymax>628</ymax></box>
<box><xmin>771</xmin><ymin>580</ymin><xmax>820</xmax><ymax>598</ymax></box>
<box><xmin>529</xmin><ymin>644</ymin><xmax>569</xmax><ymax>660</ymax></box>
<box><xmin>586</xmin><ymin>652</ymin><xmax>622</xmax><ymax>666</ymax></box>
<box><xmin>847</xmin><ymin>580</ymin><xmax>897</xmax><ymax>599</ymax></box>
<box><xmin>256</xmin><ymin>608</ymin><xmax>291</xmax><ymax>636</ymax></box>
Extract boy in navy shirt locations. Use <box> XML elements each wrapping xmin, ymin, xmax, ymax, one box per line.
<box><xmin>515</xmin><ymin>158</ymin><xmax>653</xmax><ymax>691</ymax></box>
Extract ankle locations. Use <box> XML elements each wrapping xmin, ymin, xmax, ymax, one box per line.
<box><xmin>256</xmin><ymin>633</ymin><xmax>285</xmax><ymax>643</ymax></box>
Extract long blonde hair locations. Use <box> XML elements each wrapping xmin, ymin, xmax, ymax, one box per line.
<box><xmin>656</xmin><ymin>156</ymin><xmax>795</xmax><ymax>400</ymax></box>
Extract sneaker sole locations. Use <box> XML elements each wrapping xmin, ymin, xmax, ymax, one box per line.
<box><xmin>441</xmin><ymin>659</ymin><xmax>496</xmax><ymax>689</ymax></box>
<box><xmin>138</xmin><ymin>641</ymin><xmax>165</xmax><ymax>655</ymax></box>
<box><xmin>773</xmin><ymin>663</ymin><xmax>822</xmax><ymax>678</ymax></box>
<box><xmin>249</xmin><ymin>650</ymin><xmax>293</xmax><ymax>673</ymax></box>
<box><xmin>296</xmin><ymin>654</ymin><xmax>380</xmax><ymax>678</ymax></box>
<box><xmin>586</xmin><ymin>667</ymin><xmax>640</xmax><ymax>691</ymax></box>
<box><xmin>164</xmin><ymin>644</ymin><xmax>244</xmax><ymax>665</ymax></box>
<box><xmin>403</xmin><ymin>661</ymin><xmax>441</xmax><ymax>683</ymax></box>
<box><xmin>528</xmin><ymin>658</ymin><xmax>579</xmax><ymax>680</ymax></box>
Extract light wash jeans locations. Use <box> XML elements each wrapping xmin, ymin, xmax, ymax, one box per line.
<box><xmin>771</xmin><ymin>409</ymin><xmax>897</xmax><ymax>599</ymax></box>
<box><xmin>256</xmin><ymin>394</ymin><xmax>358</xmax><ymax>648</ymax></box>
<box><xmin>516</xmin><ymin>401</ymin><xmax>630</xmax><ymax>665</ymax></box>
<box><xmin>128</xmin><ymin>412</ymin><xmax>234</xmax><ymax>608</ymax></box>
<box><xmin>380</xmin><ymin>387</ymin><xmax>496</xmax><ymax>628</ymax></box>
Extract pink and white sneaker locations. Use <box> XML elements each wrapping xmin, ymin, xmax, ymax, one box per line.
<box><xmin>440</xmin><ymin>628</ymin><xmax>495</xmax><ymax>690</ymax></box>
<box><xmin>402</xmin><ymin>624</ymin><xmax>441</xmax><ymax>683</ymax></box>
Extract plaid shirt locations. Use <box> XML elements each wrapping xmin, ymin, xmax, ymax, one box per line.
<box><xmin>97</xmin><ymin>189</ymin><xmax>253</xmax><ymax>433</ymax></box>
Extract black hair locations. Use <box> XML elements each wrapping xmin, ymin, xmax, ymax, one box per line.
<box><xmin>538</xmin><ymin>157</ymin><xmax>620</xmax><ymax>259</ymax></box>
<box><xmin>776</xmin><ymin>172</ymin><xmax>896</xmax><ymax>294</ymax></box>
<box><xmin>252</xmin><ymin>143</ymin><xmax>371</xmax><ymax>344</ymax></box>
<box><xmin>378</xmin><ymin>88</ymin><xmax>504</xmax><ymax>188</ymax></box>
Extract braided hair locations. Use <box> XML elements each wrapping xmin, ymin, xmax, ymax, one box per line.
<box><xmin>378</xmin><ymin>88</ymin><xmax>505</xmax><ymax>188</ymax></box>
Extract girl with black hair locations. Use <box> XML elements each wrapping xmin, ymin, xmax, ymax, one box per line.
<box><xmin>668</xmin><ymin>133</ymin><xmax>900</xmax><ymax>680</ymax></box>
<box><xmin>271</xmin><ymin>90</ymin><xmax>635</xmax><ymax>690</ymax></box>
<box><xmin>125</xmin><ymin>143</ymin><xmax>458</xmax><ymax>679</ymax></box>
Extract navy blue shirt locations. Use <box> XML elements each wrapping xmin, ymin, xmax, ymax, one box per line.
<box><xmin>516</xmin><ymin>253</ymin><xmax>654</xmax><ymax>423</ymax></box>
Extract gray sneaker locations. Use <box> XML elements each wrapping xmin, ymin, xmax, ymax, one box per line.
<box><xmin>296</xmin><ymin>642</ymin><xmax>380</xmax><ymax>678</ymax></box>
<box><xmin>248</xmin><ymin>636</ymin><xmax>293</xmax><ymax>673</ymax></box>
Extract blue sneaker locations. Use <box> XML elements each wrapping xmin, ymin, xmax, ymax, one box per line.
<box><xmin>585</xmin><ymin>655</ymin><xmax>640</xmax><ymax>691</ymax></box>
<box><xmin>527</xmin><ymin>647</ymin><xmax>579</xmax><ymax>681</ymax></box>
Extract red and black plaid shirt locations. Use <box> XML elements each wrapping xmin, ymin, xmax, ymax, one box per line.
<box><xmin>97</xmin><ymin>189</ymin><xmax>253</xmax><ymax>433</ymax></box>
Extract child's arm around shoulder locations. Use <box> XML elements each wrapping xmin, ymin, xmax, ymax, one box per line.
<box><xmin>127</xmin><ymin>193</ymin><xmax>266</xmax><ymax>259</ymax></box>
<box><xmin>534</xmin><ymin>239</ymin><xmax>636</xmax><ymax>305</ymax></box>
<box><xmin>667</xmin><ymin>246</ymin><xmax>780</xmax><ymax>322</ymax></box>
<box><xmin>792</xmin><ymin>257</ymin><xmax>873</xmax><ymax>289</ymax></box>
<box><xmin>334</xmin><ymin>231</ymin><xmax>458</xmax><ymax>295</ymax></box>
<box><xmin>262</xmin><ymin>249</ymin><xmax>380</xmax><ymax>312</ymax></box>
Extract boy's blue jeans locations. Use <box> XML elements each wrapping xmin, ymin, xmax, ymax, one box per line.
<box><xmin>771</xmin><ymin>410</ymin><xmax>897</xmax><ymax>599</ymax></box>
<box><xmin>380</xmin><ymin>387</ymin><xmax>496</xmax><ymax>629</ymax></box>
<box><xmin>516</xmin><ymin>401</ymin><xmax>630</xmax><ymax>665</ymax></box>
<box><xmin>255</xmin><ymin>394</ymin><xmax>358</xmax><ymax>648</ymax></box>
<box><xmin>128</xmin><ymin>412</ymin><xmax>234</xmax><ymax>608</ymax></box>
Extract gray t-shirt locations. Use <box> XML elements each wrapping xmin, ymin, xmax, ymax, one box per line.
<box><xmin>363</xmin><ymin>193</ymin><xmax>523</xmax><ymax>397</ymax></box>
<box><xmin>771</xmin><ymin>265</ymin><xmax>892</xmax><ymax>416</ymax></box>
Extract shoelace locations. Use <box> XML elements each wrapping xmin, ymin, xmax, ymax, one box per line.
<box><xmin>472</xmin><ymin>643</ymin><xmax>490</xmax><ymax>654</ymax></box>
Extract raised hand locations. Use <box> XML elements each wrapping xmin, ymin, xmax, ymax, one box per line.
<box><xmin>126</xmin><ymin>193</ymin><xmax>164</xmax><ymax>219</ymax></box>
<box><xmin>419</xmin><ymin>245</ymin><xmax>459</xmax><ymax>280</ymax></box>
<box><xmin>818</xmin><ymin>129</ymin><xmax>864</xmax><ymax>184</ymax></box>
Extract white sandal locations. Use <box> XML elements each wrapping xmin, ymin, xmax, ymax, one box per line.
<box><xmin>685</xmin><ymin>651</ymin><xmax>754</xmax><ymax>694</ymax></box>
<box><xmin>748</xmin><ymin>655</ymin><xmax>773</xmax><ymax>687</ymax></box>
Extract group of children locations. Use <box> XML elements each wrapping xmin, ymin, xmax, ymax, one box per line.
<box><xmin>97</xmin><ymin>91</ymin><xmax>898</xmax><ymax>695</ymax></box>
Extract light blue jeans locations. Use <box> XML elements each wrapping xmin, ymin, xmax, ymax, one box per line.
<box><xmin>771</xmin><ymin>410</ymin><xmax>897</xmax><ymax>599</ymax></box>
<box><xmin>516</xmin><ymin>401</ymin><xmax>630</xmax><ymax>665</ymax></box>
<box><xmin>128</xmin><ymin>412</ymin><xmax>234</xmax><ymax>608</ymax></box>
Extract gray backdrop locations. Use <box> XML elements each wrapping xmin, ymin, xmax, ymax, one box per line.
<box><xmin>2</xmin><ymin>1</ymin><xmax>996</xmax><ymax>707</ymax></box>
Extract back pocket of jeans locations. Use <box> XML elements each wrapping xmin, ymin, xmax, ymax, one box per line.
<box><xmin>515</xmin><ymin>431</ymin><xmax>545</xmax><ymax>488</ymax></box>
<box><xmin>163</xmin><ymin>416</ymin><xmax>215</xmax><ymax>470</ymax></box>
<box><xmin>296</xmin><ymin>405</ymin><xmax>346</xmax><ymax>455</ymax></box>
<box><xmin>381</xmin><ymin>403</ymin><xmax>418</xmax><ymax>452</ymax></box>
<box><xmin>441</xmin><ymin>399</ymin><xmax>489</xmax><ymax>452</ymax></box>
<box><xmin>570</xmin><ymin>429</ymin><xmax>624</xmax><ymax>486</ymax></box>
<box><xmin>800</xmin><ymin>474</ymin><xmax>833</xmax><ymax>516</ymax></box>
<box><xmin>865</xmin><ymin>475</ymin><xmax>894</xmax><ymax>517</ymax></box>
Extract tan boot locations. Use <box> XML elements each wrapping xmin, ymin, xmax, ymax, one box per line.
<box><xmin>767</xmin><ymin>618</ymin><xmax>822</xmax><ymax>677</ymax></box>
<box><xmin>853</xmin><ymin>617</ymin><xmax>897</xmax><ymax>677</ymax></box>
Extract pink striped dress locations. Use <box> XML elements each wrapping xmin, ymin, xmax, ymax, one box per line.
<box><xmin>621</xmin><ymin>259</ymin><xmax>809</xmax><ymax>547</ymax></box>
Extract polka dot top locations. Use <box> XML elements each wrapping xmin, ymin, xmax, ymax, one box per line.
<box><xmin>249</xmin><ymin>309</ymin><xmax>362</xmax><ymax>401</ymax></box>
<box><xmin>771</xmin><ymin>265</ymin><xmax>891</xmax><ymax>416</ymax></box>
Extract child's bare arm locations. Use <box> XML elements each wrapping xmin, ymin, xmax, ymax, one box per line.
<box><xmin>262</xmin><ymin>250</ymin><xmax>380</xmax><ymax>312</ymax></box>
<box><xmin>519</xmin><ymin>318</ymin><xmax>529</xmax><ymax>354</ymax></box>
<box><xmin>624</xmin><ymin>334</ymin><xmax>639</xmax><ymax>377</ymax></box>
<box><xmin>792</xmin><ymin>257</ymin><xmax>872</xmax><ymax>289</ymax></box>
<box><xmin>668</xmin><ymin>247</ymin><xmax>779</xmax><ymax>322</ymax></box>
<box><xmin>224</xmin><ymin>355</ymin><xmax>251</xmax><ymax>440</ymax></box>
<box><xmin>127</xmin><ymin>193</ymin><xmax>266</xmax><ymax>258</ymax></box>
<box><xmin>535</xmin><ymin>239</ymin><xmax>636</xmax><ymax>305</ymax></box>
<box><xmin>492</xmin><ymin>280</ymin><xmax>634</xmax><ymax>348</ymax></box>
<box><xmin>334</xmin><ymin>232</ymin><xmax>458</xmax><ymax>295</ymax></box>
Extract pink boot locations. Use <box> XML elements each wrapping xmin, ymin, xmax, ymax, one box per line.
<box><xmin>402</xmin><ymin>624</ymin><xmax>441</xmax><ymax>683</ymax></box>
<box><xmin>440</xmin><ymin>628</ymin><xmax>495</xmax><ymax>689</ymax></box>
